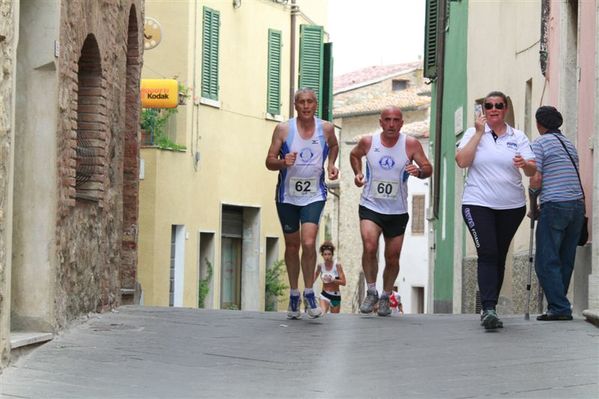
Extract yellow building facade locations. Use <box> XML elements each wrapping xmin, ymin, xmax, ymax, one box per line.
<box><xmin>139</xmin><ymin>0</ymin><xmax>330</xmax><ymax>311</ymax></box>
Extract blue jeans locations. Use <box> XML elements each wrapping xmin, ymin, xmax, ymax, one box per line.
<box><xmin>535</xmin><ymin>200</ymin><xmax>585</xmax><ymax>315</ymax></box>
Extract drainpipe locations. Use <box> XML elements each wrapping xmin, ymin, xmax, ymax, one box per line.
<box><xmin>289</xmin><ymin>0</ymin><xmax>298</xmax><ymax>117</ymax></box>
<box><xmin>432</xmin><ymin>0</ymin><xmax>447</xmax><ymax>218</ymax></box>
<box><xmin>540</xmin><ymin>0</ymin><xmax>550</xmax><ymax>77</ymax></box>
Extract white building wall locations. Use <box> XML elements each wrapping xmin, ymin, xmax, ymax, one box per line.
<box><xmin>376</xmin><ymin>139</ymin><xmax>430</xmax><ymax>314</ymax></box>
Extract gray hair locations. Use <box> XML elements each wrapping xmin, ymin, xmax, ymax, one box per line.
<box><xmin>294</xmin><ymin>88</ymin><xmax>317</xmax><ymax>103</ymax></box>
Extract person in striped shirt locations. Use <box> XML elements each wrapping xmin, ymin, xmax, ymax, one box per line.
<box><xmin>530</xmin><ymin>106</ymin><xmax>585</xmax><ymax>321</ymax></box>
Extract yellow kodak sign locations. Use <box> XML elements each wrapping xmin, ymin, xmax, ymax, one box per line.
<box><xmin>141</xmin><ymin>79</ymin><xmax>178</xmax><ymax>108</ymax></box>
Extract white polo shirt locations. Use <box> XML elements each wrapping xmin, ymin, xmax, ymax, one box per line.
<box><xmin>457</xmin><ymin>123</ymin><xmax>534</xmax><ymax>210</ymax></box>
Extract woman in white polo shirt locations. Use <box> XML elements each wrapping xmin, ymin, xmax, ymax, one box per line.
<box><xmin>456</xmin><ymin>91</ymin><xmax>536</xmax><ymax>330</ymax></box>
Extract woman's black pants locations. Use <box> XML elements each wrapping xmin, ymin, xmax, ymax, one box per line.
<box><xmin>462</xmin><ymin>205</ymin><xmax>525</xmax><ymax>311</ymax></box>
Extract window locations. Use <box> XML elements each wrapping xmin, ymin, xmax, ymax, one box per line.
<box><xmin>424</xmin><ymin>0</ymin><xmax>439</xmax><ymax>79</ymax></box>
<box><xmin>411</xmin><ymin>194</ymin><xmax>425</xmax><ymax>234</ymax></box>
<box><xmin>75</xmin><ymin>34</ymin><xmax>106</xmax><ymax>202</ymax></box>
<box><xmin>392</xmin><ymin>79</ymin><xmax>408</xmax><ymax>91</ymax></box>
<box><xmin>321</xmin><ymin>42</ymin><xmax>334</xmax><ymax>121</ymax></box>
<box><xmin>267</xmin><ymin>29</ymin><xmax>282</xmax><ymax>116</ymax></box>
<box><xmin>201</xmin><ymin>6</ymin><xmax>220</xmax><ymax>101</ymax></box>
<box><xmin>525</xmin><ymin>79</ymin><xmax>532</xmax><ymax>138</ymax></box>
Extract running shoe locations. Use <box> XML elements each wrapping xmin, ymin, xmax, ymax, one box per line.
<box><xmin>377</xmin><ymin>295</ymin><xmax>392</xmax><ymax>317</ymax></box>
<box><xmin>360</xmin><ymin>288</ymin><xmax>379</xmax><ymax>314</ymax></box>
<box><xmin>303</xmin><ymin>292</ymin><xmax>322</xmax><ymax>319</ymax></box>
<box><xmin>481</xmin><ymin>309</ymin><xmax>503</xmax><ymax>329</ymax></box>
<box><xmin>287</xmin><ymin>294</ymin><xmax>301</xmax><ymax>320</ymax></box>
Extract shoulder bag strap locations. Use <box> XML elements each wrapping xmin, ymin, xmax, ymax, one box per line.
<box><xmin>551</xmin><ymin>133</ymin><xmax>585</xmax><ymax>200</ymax></box>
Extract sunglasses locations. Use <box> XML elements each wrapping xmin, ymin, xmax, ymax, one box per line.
<box><xmin>484</xmin><ymin>102</ymin><xmax>505</xmax><ymax>110</ymax></box>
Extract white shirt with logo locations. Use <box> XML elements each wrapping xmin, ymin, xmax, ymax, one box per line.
<box><xmin>360</xmin><ymin>133</ymin><xmax>409</xmax><ymax>215</ymax></box>
<box><xmin>458</xmin><ymin>124</ymin><xmax>534</xmax><ymax>209</ymax></box>
<box><xmin>276</xmin><ymin>117</ymin><xmax>328</xmax><ymax>206</ymax></box>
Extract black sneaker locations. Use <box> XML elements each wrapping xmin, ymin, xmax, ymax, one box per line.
<box><xmin>481</xmin><ymin>309</ymin><xmax>503</xmax><ymax>330</ymax></box>
<box><xmin>536</xmin><ymin>313</ymin><xmax>573</xmax><ymax>321</ymax></box>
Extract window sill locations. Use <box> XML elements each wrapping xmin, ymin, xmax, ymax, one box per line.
<box><xmin>265</xmin><ymin>113</ymin><xmax>283</xmax><ymax>122</ymax></box>
<box><xmin>199</xmin><ymin>97</ymin><xmax>221</xmax><ymax>108</ymax></box>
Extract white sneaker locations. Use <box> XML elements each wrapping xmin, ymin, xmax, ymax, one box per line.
<box><xmin>303</xmin><ymin>292</ymin><xmax>322</xmax><ymax>319</ymax></box>
<box><xmin>360</xmin><ymin>289</ymin><xmax>379</xmax><ymax>314</ymax></box>
<box><xmin>287</xmin><ymin>295</ymin><xmax>301</xmax><ymax>320</ymax></box>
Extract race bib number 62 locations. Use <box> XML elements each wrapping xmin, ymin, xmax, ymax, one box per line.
<box><xmin>290</xmin><ymin>177</ymin><xmax>318</xmax><ymax>196</ymax></box>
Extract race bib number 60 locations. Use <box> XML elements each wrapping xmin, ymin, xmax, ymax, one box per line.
<box><xmin>371</xmin><ymin>180</ymin><xmax>399</xmax><ymax>199</ymax></box>
<box><xmin>290</xmin><ymin>177</ymin><xmax>318</xmax><ymax>196</ymax></box>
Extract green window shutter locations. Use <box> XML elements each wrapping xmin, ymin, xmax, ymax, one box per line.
<box><xmin>201</xmin><ymin>7</ymin><xmax>220</xmax><ymax>100</ymax></box>
<box><xmin>299</xmin><ymin>24</ymin><xmax>323</xmax><ymax>116</ymax></box>
<box><xmin>321</xmin><ymin>42</ymin><xmax>334</xmax><ymax>122</ymax></box>
<box><xmin>267</xmin><ymin>29</ymin><xmax>282</xmax><ymax>116</ymax></box>
<box><xmin>424</xmin><ymin>0</ymin><xmax>439</xmax><ymax>79</ymax></box>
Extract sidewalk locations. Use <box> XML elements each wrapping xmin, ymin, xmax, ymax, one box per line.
<box><xmin>1</xmin><ymin>305</ymin><xmax>598</xmax><ymax>399</ymax></box>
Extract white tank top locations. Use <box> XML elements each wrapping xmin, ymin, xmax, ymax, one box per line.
<box><xmin>275</xmin><ymin>117</ymin><xmax>328</xmax><ymax>205</ymax></box>
<box><xmin>360</xmin><ymin>133</ymin><xmax>409</xmax><ymax>215</ymax></box>
<box><xmin>319</xmin><ymin>261</ymin><xmax>338</xmax><ymax>282</ymax></box>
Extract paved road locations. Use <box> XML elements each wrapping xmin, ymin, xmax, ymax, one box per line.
<box><xmin>1</xmin><ymin>306</ymin><xmax>598</xmax><ymax>399</ymax></box>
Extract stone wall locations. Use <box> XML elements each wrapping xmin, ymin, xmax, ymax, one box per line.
<box><xmin>53</xmin><ymin>0</ymin><xmax>142</xmax><ymax>327</ymax></box>
<box><xmin>0</xmin><ymin>0</ymin><xmax>17</xmax><ymax>368</ymax></box>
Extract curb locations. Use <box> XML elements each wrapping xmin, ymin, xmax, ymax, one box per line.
<box><xmin>582</xmin><ymin>309</ymin><xmax>599</xmax><ymax>327</ymax></box>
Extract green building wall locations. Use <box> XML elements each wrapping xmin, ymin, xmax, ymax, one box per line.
<box><xmin>430</xmin><ymin>0</ymin><xmax>468</xmax><ymax>313</ymax></box>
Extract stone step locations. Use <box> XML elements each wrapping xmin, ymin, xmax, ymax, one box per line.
<box><xmin>11</xmin><ymin>331</ymin><xmax>53</xmax><ymax>349</ymax></box>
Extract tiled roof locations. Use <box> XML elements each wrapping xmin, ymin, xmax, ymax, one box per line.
<box><xmin>333</xmin><ymin>87</ymin><xmax>431</xmax><ymax>117</ymax></box>
<box><xmin>334</xmin><ymin>61</ymin><xmax>423</xmax><ymax>93</ymax></box>
<box><xmin>403</xmin><ymin>120</ymin><xmax>430</xmax><ymax>138</ymax></box>
<box><xmin>351</xmin><ymin>120</ymin><xmax>430</xmax><ymax>144</ymax></box>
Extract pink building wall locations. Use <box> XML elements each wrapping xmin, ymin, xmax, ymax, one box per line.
<box><xmin>546</xmin><ymin>0</ymin><xmax>595</xmax><ymax>233</ymax></box>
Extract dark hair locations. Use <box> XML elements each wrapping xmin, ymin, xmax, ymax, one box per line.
<box><xmin>485</xmin><ymin>91</ymin><xmax>508</xmax><ymax>106</ymax></box>
<box><xmin>535</xmin><ymin>105</ymin><xmax>563</xmax><ymax>130</ymax></box>
<box><xmin>319</xmin><ymin>241</ymin><xmax>335</xmax><ymax>254</ymax></box>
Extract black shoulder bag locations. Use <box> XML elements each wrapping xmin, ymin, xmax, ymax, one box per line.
<box><xmin>551</xmin><ymin>133</ymin><xmax>588</xmax><ymax>246</ymax></box>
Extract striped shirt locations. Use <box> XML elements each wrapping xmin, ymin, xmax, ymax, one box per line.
<box><xmin>531</xmin><ymin>132</ymin><xmax>583</xmax><ymax>204</ymax></box>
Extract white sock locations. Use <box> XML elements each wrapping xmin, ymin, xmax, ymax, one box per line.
<box><xmin>290</xmin><ymin>289</ymin><xmax>300</xmax><ymax>296</ymax></box>
<box><xmin>381</xmin><ymin>291</ymin><xmax>391</xmax><ymax>298</ymax></box>
<box><xmin>304</xmin><ymin>288</ymin><xmax>314</xmax><ymax>295</ymax></box>
<box><xmin>367</xmin><ymin>283</ymin><xmax>376</xmax><ymax>291</ymax></box>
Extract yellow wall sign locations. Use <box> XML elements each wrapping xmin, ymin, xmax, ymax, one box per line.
<box><xmin>141</xmin><ymin>79</ymin><xmax>179</xmax><ymax>108</ymax></box>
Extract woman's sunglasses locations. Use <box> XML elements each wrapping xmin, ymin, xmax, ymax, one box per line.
<box><xmin>484</xmin><ymin>102</ymin><xmax>505</xmax><ymax>110</ymax></box>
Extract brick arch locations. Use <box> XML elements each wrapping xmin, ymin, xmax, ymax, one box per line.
<box><xmin>121</xmin><ymin>5</ymin><xmax>141</xmax><ymax>303</ymax></box>
<box><xmin>76</xmin><ymin>34</ymin><xmax>107</xmax><ymax>202</ymax></box>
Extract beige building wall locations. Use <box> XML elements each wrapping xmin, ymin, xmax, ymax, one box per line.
<box><xmin>464</xmin><ymin>1</ymin><xmax>546</xmax><ymax>314</ymax></box>
<box><xmin>139</xmin><ymin>0</ymin><xmax>329</xmax><ymax>310</ymax></box>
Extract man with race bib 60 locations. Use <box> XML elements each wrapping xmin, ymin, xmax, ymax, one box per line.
<box><xmin>350</xmin><ymin>106</ymin><xmax>431</xmax><ymax>316</ymax></box>
<box><xmin>265</xmin><ymin>88</ymin><xmax>339</xmax><ymax>319</ymax></box>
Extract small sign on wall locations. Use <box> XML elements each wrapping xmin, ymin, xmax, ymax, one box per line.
<box><xmin>454</xmin><ymin>106</ymin><xmax>464</xmax><ymax>135</ymax></box>
<box><xmin>141</xmin><ymin>79</ymin><xmax>179</xmax><ymax>108</ymax></box>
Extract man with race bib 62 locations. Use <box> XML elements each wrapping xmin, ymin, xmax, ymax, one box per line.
<box><xmin>265</xmin><ymin>88</ymin><xmax>339</xmax><ymax>319</ymax></box>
